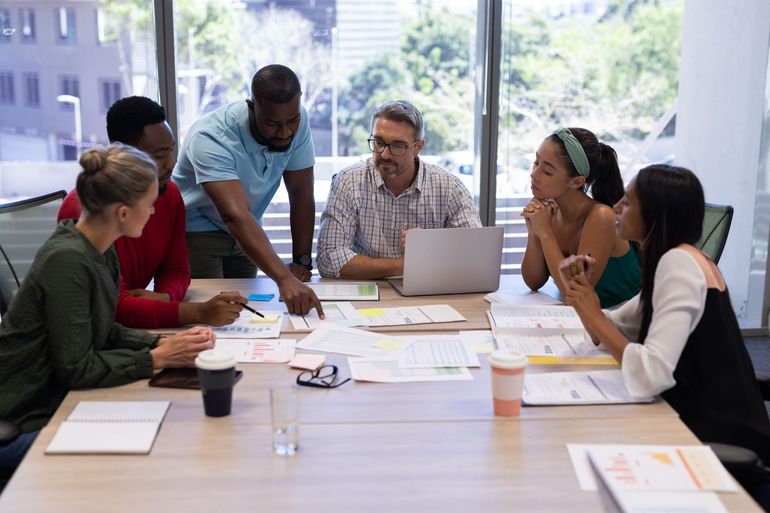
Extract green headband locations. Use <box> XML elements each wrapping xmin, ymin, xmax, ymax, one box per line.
<box><xmin>553</xmin><ymin>128</ymin><xmax>590</xmax><ymax>177</ymax></box>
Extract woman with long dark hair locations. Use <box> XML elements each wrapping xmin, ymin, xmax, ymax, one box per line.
<box><xmin>521</xmin><ymin>128</ymin><xmax>640</xmax><ymax>308</ymax></box>
<box><xmin>561</xmin><ymin>164</ymin><xmax>770</xmax><ymax>507</ymax></box>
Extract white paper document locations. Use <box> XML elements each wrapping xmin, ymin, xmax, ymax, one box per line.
<box><xmin>484</xmin><ymin>291</ymin><xmax>562</xmax><ymax>306</ymax></box>
<box><xmin>459</xmin><ymin>330</ymin><xmax>496</xmax><ymax>354</ymax></box>
<box><xmin>357</xmin><ymin>304</ymin><xmax>465</xmax><ymax>327</ymax></box>
<box><xmin>397</xmin><ymin>334</ymin><xmax>481</xmax><ymax>368</ymax></box>
<box><xmin>295</xmin><ymin>324</ymin><xmax>403</xmax><ymax>357</ymax></box>
<box><xmin>307</xmin><ymin>282</ymin><xmax>379</xmax><ymax>300</ymax></box>
<box><xmin>287</xmin><ymin>302</ymin><xmax>369</xmax><ymax>330</ymax></box>
<box><xmin>522</xmin><ymin>370</ymin><xmax>653</xmax><ymax>405</ymax></box>
<box><xmin>610</xmin><ymin>491</ymin><xmax>729</xmax><ymax>513</ymax></box>
<box><xmin>495</xmin><ymin>333</ymin><xmax>611</xmax><ymax>359</ymax></box>
<box><xmin>46</xmin><ymin>401</ymin><xmax>170</xmax><ymax>454</ymax></box>
<box><xmin>566</xmin><ymin>444</ymin><xmax>737</xmax><ymax>492</ymax></box>
<box><xmin>212</xmin><ymin>311</ymin><xmax>284</xmax><ymax>339</ymax></box>
<box><xmin>215</xmin><ymin>338</ymin><xmax>295</xmax><ymax>363</ymax></box>
<box><xmin>487</xmin><ymin>304</ymin><xmax>584</xmax><ymax>333</ymax></box>
<box><xmin>348</xmin><ymin>357</ymin><xmax>473</xmax><ymax>383</ymax></box>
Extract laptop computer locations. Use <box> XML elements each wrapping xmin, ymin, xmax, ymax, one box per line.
<box><xmin>389</xmin><ymin>226</ymin><xmax>504</xmax><ymax>296</ymax></box>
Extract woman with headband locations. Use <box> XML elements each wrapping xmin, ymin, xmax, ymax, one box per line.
<box><xmin>521</xmin><ymin>128</ymin><xmax>640</xmax><ymax>307</ymax></box>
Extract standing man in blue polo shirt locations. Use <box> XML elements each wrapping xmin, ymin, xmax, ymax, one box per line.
<box><xmin>173</xmin><ymin>64</ymin><xmax>323</xmax><ymax>316</ymax></box>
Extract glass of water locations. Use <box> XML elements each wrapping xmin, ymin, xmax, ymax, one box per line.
<box><xmin>269</xmin><ymin>385</ymin><xmax>299</xmax><ymax>455</ymax></box>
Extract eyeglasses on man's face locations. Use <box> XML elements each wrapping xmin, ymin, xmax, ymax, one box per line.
<box><xmin>296</xmin><ymin>365</ymin><xmax>351</xmax><ymax>389</ymax></box>
<box><xmin>367</xmin><ymin>137</ymin><xmax>419</xmax><ymax>156</ymax></box>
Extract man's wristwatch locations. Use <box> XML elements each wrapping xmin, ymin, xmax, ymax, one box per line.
<box><xmin>293</xmin><ymin>253</ymin><xmax>313</xmax><ymax>271</ymax></box>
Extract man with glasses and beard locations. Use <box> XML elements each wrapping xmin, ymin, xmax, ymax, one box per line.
<box><xmin>58</xmin><ymin>96</ymin><xmax>247</xmax><ymax>328</ymax></box>
<box><xmin>317</xmin><ymin>100</ymin><xmax>481</xmax><ymax>280</ymax></box>
<box><xmin>173</xmin><ymin>64</ymin><xmax>322</xmax><ymax>317</ymax></box>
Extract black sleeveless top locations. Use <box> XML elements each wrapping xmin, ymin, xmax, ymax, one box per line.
<box><xmin>660</xmin><ymin>288</ymin><xmax>770</xmax><ymax>462</ymax></box>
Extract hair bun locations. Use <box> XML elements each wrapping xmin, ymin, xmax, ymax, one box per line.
<box><xmin>79</xmin><ymin>148</ymin><xmax>108</xmax><ymax>176</ymax></box>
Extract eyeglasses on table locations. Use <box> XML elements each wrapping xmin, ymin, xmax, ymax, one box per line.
<box><xmin>296</xmin><ymin>365</ymin><xmax>351</xmax><ymax>389</ymax></box>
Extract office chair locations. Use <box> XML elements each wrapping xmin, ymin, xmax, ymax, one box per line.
<box><xmin>0</xmin><ymin>243</ymin><xmax>20</xmax><ymax>316</ymax></box>
<box><xmin>0</xmin><ymin>191</ymin><xmax>66</xmax><ymax>283</ymax></box>
<box><xmin>697</xmin><ymin>203</ymin><xmax>734</xmax><ymax>263</ymax></box>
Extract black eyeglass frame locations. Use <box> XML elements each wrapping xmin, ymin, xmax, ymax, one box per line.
<box><xmin>296</xmin><ymin>364</ymin><xmax>351</xmax><ymax>389</ymax></box>
<box><xmin>367</xmin><ymin>136</ymin><xmax>420</xmax><ymax>156</ymax></box>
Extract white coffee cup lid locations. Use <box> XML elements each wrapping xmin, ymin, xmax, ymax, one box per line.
<box><xmin>489</xmin><ymin>349</ymin><xmax>528</xmax><ymax>369</ymax></box>
<box><xmin>195</xmin><ymin>349</ymin><xmax>236</xmax><ymax>371</ymax></box>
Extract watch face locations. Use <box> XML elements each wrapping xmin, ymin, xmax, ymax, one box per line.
<box><xmin>299</xmin><ymin>254</ymin><xmax>312</xmax><ymax>266</ymax></box>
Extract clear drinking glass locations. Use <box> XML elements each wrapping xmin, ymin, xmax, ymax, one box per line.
<box><xmin>269</xmin><ymin>385</ymin><xmax>299</xmax><ymax>455</ymax></box>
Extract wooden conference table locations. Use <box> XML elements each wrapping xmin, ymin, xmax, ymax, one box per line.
<box><xmin>0</xmin><ymin>276</ymin><xmax>762</xmax><ymax>512</ymax></box>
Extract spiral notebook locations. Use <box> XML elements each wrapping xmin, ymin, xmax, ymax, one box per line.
<box><xmin>46</xmin><ymin>401</ymin><xmax>171</xmax><ymax>455</ymax></box>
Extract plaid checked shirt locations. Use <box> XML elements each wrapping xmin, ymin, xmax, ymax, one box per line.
<box><xmin>317</xmin><ymin>157</ymin><xmax>481</xmax><ymax>278</ymax></box>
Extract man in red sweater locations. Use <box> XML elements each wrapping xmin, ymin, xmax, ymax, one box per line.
<box><xmin>58</xmin><ymin>96</ymin><xmax>246</xmax><ymax>328</ymax></box>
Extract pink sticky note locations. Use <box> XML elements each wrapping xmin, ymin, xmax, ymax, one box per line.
<box><xmin>288</xmin><ymin>353</ymin><xmax>325</xmax><ymax>371</ymax></box>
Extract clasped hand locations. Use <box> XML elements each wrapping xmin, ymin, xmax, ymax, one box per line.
<box><xmin>559</xmin><ymin>254</ymin><xmax>601</xmax><ymax>316</ymax></box>
<box><xmin>521</xmin><ymin>198</ymin><xmax>557</xmax><ymax>238</ymax></box>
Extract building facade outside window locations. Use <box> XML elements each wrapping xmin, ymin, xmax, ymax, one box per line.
<box><xmin>23</xmin><ymin>72</ymin><xmax>39</xmax><ymax>107</ymax></box>
<box><xmin>0</xmin><ymin>72</ymin><xmax>14</xmax><ymax>105</ymax></box>
<box><xmin>58</xmin><ymin>75</ymin><xmax>79</xmax><ymax>110</ymax></box>
<box><xmin>20</xmin><ymin>8</ymin><xmax>36</xmax><ymax>43</ymax></box>
<box><xmin>55</xmin><ymin>7</ymin><xmax>76</xmax><ymax>43</ymax></box>
<box><xmin>0</xmin><ymin>9</ymin><xmax>12</xmax><ymax>43</ymax></box>
<box><xmin>99</xmin><ymin>79</ymin><xmax>121</xmax><ymax>112</ymax></box>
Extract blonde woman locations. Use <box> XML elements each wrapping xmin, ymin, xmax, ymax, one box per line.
<box><xmin>0</xmin><ymin>144</ymin><xmax>215</xmax><ymax>484</ymax></box>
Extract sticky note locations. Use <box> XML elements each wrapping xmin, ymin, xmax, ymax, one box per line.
<box><xmin>358</xmin><ymin>308</ymin><xmax>385</xmax><ymax>316</ymax></box>
<box><xmin>248</xmin><ymin>293</ymin><xmax>275</xmax><ymax>301</ymax></box>
<box><xmin>288</xmin><ymin>353</ymin><xmax>325</xmax><ymax>371</ymax></box>
<box><xmin>372</xmin><ymin>339</ymin><xmax>407</xmax><ymax>351</ymax></box>
<box><xmin>250</xmin><ymin>313</ymin><xmax>280</xmax><ymax>324</ymax></box>
<box><xmin>473</xmin><ymin>342</ymin><xmax>495</xmax><ymax>354</ymax></box>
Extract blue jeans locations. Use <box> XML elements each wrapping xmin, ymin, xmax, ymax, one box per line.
<box><xmin>0</xmin><ymin>430</ymin><xmax>39</xmax><ymax>480</ymax></box>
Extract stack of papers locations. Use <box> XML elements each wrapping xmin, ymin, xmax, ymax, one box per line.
<box><xmin>522</xmin><ymin>370</ymin><xmax>653</xmax><ymax>405</ymax></box>
<box><xmin>215</xmin><ymin>338</ymin><xmax>295</xmax><ymax>363</ymax></box>
<box><xmin>568</xmin><ymin>444</ymin><xmax>736</xmax><ymax>513</ymax></box>
<box><xmin>295</xmin><ymin>325</ymin><xmax>479</xmax><ymax>383</ymax></box>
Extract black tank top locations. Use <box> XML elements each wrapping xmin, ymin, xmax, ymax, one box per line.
<box><xmin>660</xmin><ymin>288</ymin><xmax>770</xmax><ymax>462</ymax></box>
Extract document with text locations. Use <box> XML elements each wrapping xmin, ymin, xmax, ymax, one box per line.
<box><xmin>487</xmin><ymin>304</ymin><xmax>584</xmax><ymax>334</ymax></box>
<box><xmin>495</xmin><ymin>333</ymin><xmax>615</xmax><ymax>364</ymax></box>
<box><xmin>307</xmin><ymin>282</ymin><xmax>379</xmax><ymax>300</ymax></box>
<box><xmin>357</xmin><ymin>304</ymin><xmax>465</xmax><ymax>327</ymax></box>
<box><xmin>212</xmin><ymin>311</ymin><xmax>283</xmax><ymax>339</ymax></box>
<box><xmin>396</xmin><ymin>334</ymin><xmax>481</xmax><ymax>368</ymax></box>
<box><xmin>348</xmin><ymin>356</ymin><xmax>473</xmax><ymax>383</ymax></box>
<box><xmin>215</xmin><ymin>338</ymin><xmax>295</xmax><ymax>363</ymax></box>
<box><xmin>295</xmin><ymin>324</ymin><xmax>403</xmax><ymax>357</ymax></box>
<box><xmin>522</xmin><ymin>369</ymin><xmax>653</xmax><ymax>405</ymax></box>
<box><xmin>287</xmin><ymin>302</ymin><xmax>369</xmax><ymax>330</ymax></box>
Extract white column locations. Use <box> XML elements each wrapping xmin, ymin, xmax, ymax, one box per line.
<box><xmin>676</xmin><ymin>0</ymin><xmax>770</xmax><ymax>324</ymax></box>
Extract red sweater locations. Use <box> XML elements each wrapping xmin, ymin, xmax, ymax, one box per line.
<box><xmin>57</xmin><ymin>182</ymin><xmax>190</xmax><ymax>328</ymax></box>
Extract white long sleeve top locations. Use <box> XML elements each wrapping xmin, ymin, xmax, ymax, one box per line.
<box><xmin>606</xmin><ymin>248</ymin><xmax>709</xmax><ymax>398</ymax></box>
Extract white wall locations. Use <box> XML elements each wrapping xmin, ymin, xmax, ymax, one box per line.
<box><xmin>676</xmin><ymin>0</ymin><xmax>770</xmax><ymax>324</ymax></box>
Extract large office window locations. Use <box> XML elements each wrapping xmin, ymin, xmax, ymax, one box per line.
<box><xmin>172</xmin><ymin>1</ymin><xmax>479</xmax><ymax>271</ymax></box>
<box><xmin>23</xmin><ymin>72</ymin><xmax>39</xmax><ymax>107</ymax></box>
<box><xmin>0</xmin><ymin>1</ymin><xmax>157</xmax><ymax>198</ymax></box>
<box><xmin>493</xmin><ymin>0</ymin><xmax>683</xmax><ymax>273</ymax></box>
<box><xmin>20</xmin><ymin>8</ymin><xmax>36</xmax><ymax>43</ymax></box>
<box><xmin>55</xmin><ymin>7</ymin><xmax>76</xmax><ymax>44</ymax></box>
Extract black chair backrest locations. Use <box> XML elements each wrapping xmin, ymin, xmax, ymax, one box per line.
<box><xmin>0</xmin><ymin>242</ymin><xmax>20</xmax><ymax>316</ymax></box>
<box><xmin>0</xmin><ymin>190</ymin><xmax>66</xmax><ymax>284</ymax></box>
<box><xmin>697</xmin><ymin>203</ymin><xmax>734</xmax><ymax>264</ymax></box>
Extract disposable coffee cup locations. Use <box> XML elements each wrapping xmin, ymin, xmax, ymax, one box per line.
<box><xmin>195</xmin><ymin>349</ymin><xmax>237</xmax><ymax>417</ymax></box>
<box><xmin>489</xmin><ymin>349</ymin><xmax>528</xmax><ymax>417</ymax></box>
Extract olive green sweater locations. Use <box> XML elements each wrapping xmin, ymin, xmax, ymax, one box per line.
<box><xmin>0</xmin><ymin>220</ymin><xmax>156</xmax><ymax>432</ymax></box>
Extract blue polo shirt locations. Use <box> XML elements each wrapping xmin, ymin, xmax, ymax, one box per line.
<box><xmin>173</xmin><ymin>100</ymin><xmax>315</xmax><ymax>233</ymax></box>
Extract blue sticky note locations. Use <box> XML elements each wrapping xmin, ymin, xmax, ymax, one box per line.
<box><xmin>248</xmin><ymin>293</ymin><xmax>275</xmax><ymax>301</ymax></box>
